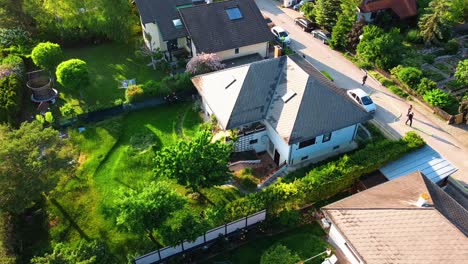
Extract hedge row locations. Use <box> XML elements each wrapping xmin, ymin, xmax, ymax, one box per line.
<box><xmin>223</xmin><ymin>132</ymin><xmax>425</xmax><ymax>221</ymax></box>
<box><xmin>0</xmin><ymin>54</ymin><xmax>24</xmax><ymax>125</ymax></box>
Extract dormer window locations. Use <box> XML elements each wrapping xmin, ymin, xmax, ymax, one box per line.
<box><xmin>172</xmin><ymin>19</ymin><xmax>182</xmax><ymax>28</ymax></box>
<box><xmin>226</xmin><ymin>7</ymin><xmax>243</xmax><ymax>20</ymax></box>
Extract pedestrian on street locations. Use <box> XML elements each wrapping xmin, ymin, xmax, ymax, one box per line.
<box><xmin>362</xmin><ymin>74</ymin><xmax>367</xmax><ymax>86</ymax></box>
<box><xmin>407</xmin><ymin>105</ymin><xmax>413</xmax><ymax>116</ymax></box>
<box><xmin>405</xmin><ymin>111</ymin><xmax>414</xmax><ymax>127</ymax></box>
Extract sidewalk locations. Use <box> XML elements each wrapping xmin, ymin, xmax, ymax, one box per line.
<box><xmin>256</xmin><ymin>0</ymin><xmax>468</xmax><ymax>185</ymax></box>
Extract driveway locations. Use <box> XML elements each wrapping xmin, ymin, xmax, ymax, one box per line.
<box><xmin>257</xmin><ymin>0</ymin><xmax>468</xmax><ymax>184</ymax></box>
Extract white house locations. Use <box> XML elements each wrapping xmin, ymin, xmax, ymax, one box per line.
<box><xmin>192</xmin><ymin>54</ymin><xmax>372</xmax><ymax>166</ymax></box>
<box><xmin>134</xmin><ymin>0</ymin><xmax>273</xmax><ymax>61</ymax></box>
<box><xmin>322</xmin><ymin>171</ymin><xmax>468</xmax><ymax>264</ymax></box>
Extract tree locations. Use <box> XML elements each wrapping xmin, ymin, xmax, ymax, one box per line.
<box><xmin>346</xmin><ymin>18</ymin><xmax>366</xmax><ymax>51</ymax></box>
<box><xmin>329</xmin><ymin>0</ymin><xmax>360</xmax><ymax>50</ymax></box>
<box><xmin>454</xmin><ymin>59</ymin><xmax>468</xmax><ymax>86</ymax></box>
<box><xmin>0</xmin><ymin>121</ymin><xmax>65</xmax><ymax>214</ymax></box>
<box><xmin>186</xmin><ymin>53</ymin><xmax>225</xmax><ymax>75</ymax></box>
<box><xmin>153</xmin><ymin>129</ymin><xmax>233</xmax><ymax>193</ymax></box>
<box><xmin>31</xmin><ymin>240</ymin><xmax>114</xmax><ymax>264</ymax></box>
<box><xmin>56</xmin><ymin>59</ymin><xmax>89</xmax><ymax>89</ymax></box>
<box><xmin>423</xmin><ymin>89</ymin><xmax>451</xmax><ymax>108</ymax></box>
<box><xmin>301</xmin><ymin>2</ymin><xmax>316</xmax><ymax>22</ymax></box>
<box><xmin>313</xmin><ymin>0</ymin><xmax>341</xmax><ymax>31</ymax></box>
<box><xmin>356</xmin><ymin>25</ymin><xmax>403</xmax><ymax>70</ymax></box>
<box><xmin>417</xmin><ymin>78</ymin><xmax>437</xmax><ymax>94</ymax></box>
<box><xmin>260</xmin><ymin>244</ymin><xmax>300</xmax><ymax>264</ymax></box>
<box><xmin>418</xmin><ymin>0</ymin><xmax>461</xmax><ymax>45</ymax></box>
<box><xmin>31</xmin><ymin>42</ymin><xmax>63</xmax><ymax>71</ymax></box>
<box><xmin>112</xmin><ymin>181</ymin><xmax>186</xmax><ymax>243</ymax></box>
<box><xmin>158</xmin><ymin>210</ymin><xmax>206</xmax><ymax>246</ymax></box>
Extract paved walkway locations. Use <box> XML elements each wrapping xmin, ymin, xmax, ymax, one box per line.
<box><xmin>257</xmin><ymin>0</ymin><xmax>468</xmax><ymax>185</ymax></box>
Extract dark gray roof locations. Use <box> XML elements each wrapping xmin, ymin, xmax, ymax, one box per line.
<box><xmin>135</xmin><ymin>0</ymin><xmax>189</xmax><ymax>41</ymax></box>
<box><xmin>423</xmin><ymin>174</ymin><xmax>468</xmax><ymax>236</ymax></box>
<box><xmin>178</xmin><ymin>0</ymin><xmax>273</xmax><ymax>53</ymax></box>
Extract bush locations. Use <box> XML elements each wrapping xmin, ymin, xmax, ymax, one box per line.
<box><xmin>125</xmin><ymin>85</ymin><xmax>145</xmax><ymax>103</ymax></box>
<box><xmin>444</xmin><ymin>39</ymin><xmax>460</xmax><ymax>55</ymax></box>
<box><xmin>403</xmin><ymin>131</ymin><xmax>425</xmax><ymax>149</ymax></box>
<box><xmin>159</xmin><ymin>73</ymin><xmax>194</xmax><ymax>94</ymax></box>
<box><xmin>260</xmin><ymin>244</ymin><xmax>300</xmax><ymax>264</ymax></box>
<box><xmin>31</xmin><ymin>42</ymin><xmax>63</xmax><ymax>71</ymax></box>
<box><xmin>0</xmin><ymin>27</ymin><xmax>30</xmax><ymax>48</ymax></box>
<box><xmin>388</xmin><ymin>85</ymin><xmax>408</xmax><ymax>98</ymax></box>
<box><xmin>417</xmin><ymin>78</ymin><xmax>437</xmax><ymax>94</ymax></box>
<box><xmin>422</xmin><ymin>54</ymin><xmax>435</xmax><ymax>64</ymax></box>
<box><xmin>59</xmin><ymin>103</ymin><xmax>77</xmax><ymax>119</ymax></box>
<box><xmin>56</xmin><ymin>59</ymin><xmax>89</xmax><ymax>89</ymax></box>
<box><xmin>186</xmin><ymin>53</ymin><xmax>225</xmax><ymax>75</ymax></box>
<box><xmin>276</xmin><ymin>209</ymin><xmax>300</xmax><ymax>228</ymax></box>
<box><xmin>405</xmin><ymin>29</ymin><xmax>423</xmax><ymax>44</ymax></box>
<box><xmin>423</xmin><ymin>89</ymin><xmax>451</xmax><ymax>108</ymax></box>
<box><xmin>0</xmin><ymin>64</ymin><xmax>23</xmax><ymax>124</ymax></box>
<box><xmin>391</xmin><ymin>66</ymin><xmax>422</xmax><ymax>88</ymax></box>
<box><xmin>454</xmin><ymin>59</ymin><xmax>468</xmax><ymax>86</ymax></box>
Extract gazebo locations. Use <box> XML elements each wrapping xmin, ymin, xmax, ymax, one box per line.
<box><xmin>27</xmin><ymin>70</ymin><xmax>58</xmax><ymax>103</ymax></box>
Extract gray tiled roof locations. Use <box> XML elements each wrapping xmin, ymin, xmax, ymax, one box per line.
<box><xmin>192</xmin><ymin>55</ymin><xmax>372</xmax><ymax>145</ymax></box>
<box><xmin>323</xmin><ymin>172</ymin><xmax>468</xmax><ymax>264</ymax></box>
<box><xmin>135</xmin><ymin>0</ymin><xmax>189</xmax><ymax>41</ymax></box>
<box><xmin>178</xmin><ymin>0</ymin><xmax>273</xmax><ymax>53</ymax></box>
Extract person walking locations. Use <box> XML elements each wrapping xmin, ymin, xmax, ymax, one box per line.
<box><xmin>362</xmin><ymin>74</ymin><xmax>368</xmax><ymax>86</ymax></box>
<box><xmin>405</xmin><ymin>111</ymin><xmax>414</xmax><ymax>127</ymax></box>
<box><xmin>407</xmin><ymin>105</ymin><xmax>413</xmax><ymax>116</ymax></box>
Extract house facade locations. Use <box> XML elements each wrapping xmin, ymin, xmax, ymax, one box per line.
<box><xmin>357</xmin><ymin>0</ymin><xmax>417</xmax><ymax>22</ymax></box>
<box><xmin>322</xmin><ymin>172</ymin><xmax>468</xmax><ymax>264</ymax></box>
<box><xmin>135</xmin><ymin>0</ymin><xmax>272</xmax><ymax>61</ymax></box>
<box><xmin>193</xmin><ymin>55</ymin><xmax>372</xmax><ymax>166</ymax></box>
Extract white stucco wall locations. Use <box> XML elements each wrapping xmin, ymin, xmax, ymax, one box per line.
<box><xmin>264</xmin><ymin>122</ymin><xmax>290</xmax><ymax>165</ymax></box>
<box><xmin>235</xmin><ymin>130</ymin><xmax>268</xmax><ymax>153</ymax></box>
<box><xmin>329</xmin><ymin>224</ymin><xmax>363</xmax><ymax>264</ymax></box>
<box><xmin>204</xmin><ymin>42</ymin><xmax>269</xmax><ymax>61</ymax></box>
<box><xmin>290</xmin><ymin>125</ymin><xmax>357</xmax><ymax>165</ymax></box>
<box><xmin>201</xmin><ymin>97</ymin><xmax>213</xmax><ymax>116</ymax></box>
<box><xmin>142</xmin><ymin>22</ymin><xmax>167</xmax><ymax>52</ymax></box>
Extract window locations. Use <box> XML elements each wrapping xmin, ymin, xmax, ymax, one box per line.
<box><xmin>172</xmin><ymin>19</ymin><xmax>182</xmax><ymax>28</ymax></box>
<box><xmin>226</xmin><ymin>7</ymin><xmax>243</xmax><ymax>20</ymax></box>
<box><xmin>322</xmin><ymin>132</ymin><xmax>332</xmax><ymax>143</ymax></box>
<box><xmin>249</xmin><ymin>139</ymin><xmax>258</xmax><ymax>145</ymax></box>
<box><xmin>298</xmin><ymin>138</ymin><xmax>316</xmax><ymax>149</ymax></box>
<box><xmin>301</xmin><ymin>156</ymin><xmax>308</xmax><ymax>161</ymax></box>
<box><xmin>234</xmin><ymin>48</ymin><xmax>239</xmax><ymax>54</ymax></box>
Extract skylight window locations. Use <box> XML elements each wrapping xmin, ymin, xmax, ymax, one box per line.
<box><xmin>282</xmin><ymin>91</ymin><xmax>297</xmax><ymax>103</ymax></box>
<box><xmin>172</xmin><ymin>19</ymin><xmax>182</xmax><ymax>28</ymax></box>
<box><xmin>225</xmin><ymin>75</ymin><xmax>236</xmax><ymax>89</ymax></box>
<box><xmin>226</xmin><ymin>7</ymin><xmax>243</xmax><ymax>20</ymax></box>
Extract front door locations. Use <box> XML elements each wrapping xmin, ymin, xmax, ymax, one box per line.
<box><xmin>274</xmin><ymin>149</ymin><xmax>280</xmax><ymax>166</ymax></box>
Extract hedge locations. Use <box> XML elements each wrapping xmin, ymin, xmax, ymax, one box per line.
<box><xmin>224</xmin><ymin>132</ymin><xmax>425</xmax><ymax>221</ymax></box>
<box><xmin>0</xmin><ymin>55</ymin><xmax>24</xmax><ymax>125</ymax></box>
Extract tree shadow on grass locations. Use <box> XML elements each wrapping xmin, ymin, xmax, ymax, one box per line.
<box><xmin>49</xmin><ymin>198</ymin><xmax>90</xmax><ymax>241</ymax></box>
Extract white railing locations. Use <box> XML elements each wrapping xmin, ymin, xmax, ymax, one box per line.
<box><xmin>134</xmin><ymin>209</ymin><xmax>267</xmax><ymax>264</ymax></box>
<box><xmin>229</xmin><ymin>159</ymin><xmax>261</xmax><ymax>167</ymax></box>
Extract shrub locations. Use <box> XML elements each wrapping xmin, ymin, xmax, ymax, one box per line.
<box><xmin>0</xmin><ymin>66</ymin><xmax>23</xmax><ymax>124</ymax></box>
<box><xmin>160</xmin><ymin>73</ymin><xmax>194</xmax><ymax>94</ymax></box>
<box><xmin>405</xmin><ymin>29</ymin><xmax>423</xmax><ymax>44</ymax></box>
<box><xmin>31</xmin><ymin>42</ymin><xmax>63</xmax><ymax>71</ymax></box>
<box><xmin>260</xmin><ymin>244</ymin><xmax>300</xmax><ymax>264</ymax></box>
<box><xmin>392</xmin><ymin>66</ymin><xmax>422</xmax><ymax>88</ymax></box>
<box><xmin>59</xmin><ymin>103</ymin><xmax>77</xmax><ymax>119</ymax></box>
<box><xmin>56</xmin><ymin>59</ymin><xmax>89</xmax><ymax>89</ymax></box>
<box><xmin>276</xmin><ymin>209</ymin><xmax>300</xmax><ymax>228</ymax></box>
<box><xmin>0</xmin><ymin>27</ymin><xmax>30</xmax><ymax>48</ymax></box>
<box><xmin>403</xmin><ymin>131</ymin><xmax>425</xmax><ymax>149</ymax></box>
<box><xmin>125</xmin><ymin>85</ymin><xmax>145</xmax><ymax>103</ymax></box>
<box><xmin>388</xmin><ymin>85</ymin><xmax>408</xmax><ymax>98</ymax></box>
<box><xmin>423</xmin><ymin>89</ymin><xmax>451</xmax><ymax>108</ymax></box>
<box><xmin>417</xmin><ymin>78</ymin><xmax>437</xmax><ymax>94</ymax></box>
<box><xmin>444</xmin><ymin>39</ymin><xmax>460</xmax><ymax>55</ymax></box>
<box><xmin>186</xmin><ymin>53</ymin><xmax>225</xmax><ymax>75</ymax></box>
<box><xmin>454</xmin><ymin>59</ymin><xmax>468</xmax><ymax>86</ymax></box>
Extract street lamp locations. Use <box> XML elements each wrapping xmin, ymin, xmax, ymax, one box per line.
<box><xmin>299</xmin><ymin>248</ymin><xmax>332</xmax><ymax>264</ymax></box>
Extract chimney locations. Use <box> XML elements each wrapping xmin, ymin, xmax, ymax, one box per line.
<box><xmin>416</xmin><ymin>193</ymin><xmax>430</xmax><ymax>207</ymax></box>
<box><xmin>274</xmin><ymin>45</ymin><xmax>282</xmax><ymax>58</ymax></box>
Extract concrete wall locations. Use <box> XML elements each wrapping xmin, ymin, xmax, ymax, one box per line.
<box><xmin>208</xmin><ymin>42</ymin><xmax>269</xmax><ymax>61</ymax></box>
<box><xmin>235</xmin><ymin>130</ymin><xmax>268</xmax><ymax>153</ymax></box>
<box><xmin>329</xmin><ymin>224</ymin><xmax>363</xmax><ymax>264</ymax></box>
<box><xmin>264</xmin><ymin>122</ymin><xmax>290</xmax><ymax>165</ymax></box>
<box><xmin>142</xmin><ymin>22</ymin><xmax>167</xmax><ymax>52</ymax></box>
<box><xmin>290</xmin><ymin>125</ymin><xmax>357</xmax><ymax>165</ymax></box>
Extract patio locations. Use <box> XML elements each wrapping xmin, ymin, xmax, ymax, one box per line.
<box><xmin>229</xmin><ymin>151</ymin><xmax>280</xmax><ymax>183</ymax></box>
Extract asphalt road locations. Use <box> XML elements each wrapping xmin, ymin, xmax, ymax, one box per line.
<box><xmin>257</xmin><ymin>0</ymin><xmax>468</xmax><ymax>184</ymax></box>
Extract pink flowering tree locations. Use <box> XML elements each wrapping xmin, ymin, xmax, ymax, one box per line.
<box><xmin>186</xmin><ymin>53</ymin><xmax>225</xmax><ymax>75</ymax></box>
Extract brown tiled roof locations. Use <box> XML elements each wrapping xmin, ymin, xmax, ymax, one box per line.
<box><xmin>323</xmin><ymin>172</ymin><xmax>468</xmax><ymax>264</ymax></box>
<box><xmin>359</xmin><ymin>0</ymin><xmax>417</xmax><ymax>19</ymax></box>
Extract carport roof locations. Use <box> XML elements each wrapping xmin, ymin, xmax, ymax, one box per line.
<box><xmin>380</xmin><ymin>145</ymin><xmax>458</xmax><ymax>183</ymax></box>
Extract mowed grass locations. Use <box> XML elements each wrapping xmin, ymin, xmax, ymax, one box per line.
<box><xmin>207</xmin><ymin>223</ymin><xmax>328</xmax><ymax>264</ymax></box>
<box><xmin>49</xmin><ymin>103</ymin><xmax>242</xmax><ymax>260</ymax></box>
<box><xmin>60</xmin><ymin>43</ymin><xmax>165</xmax><ymax>113</ymax></box>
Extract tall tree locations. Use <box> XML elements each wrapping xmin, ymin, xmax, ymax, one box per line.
<box><xmin>313</xmin><ymin>0</ymin><xmax>341</xmax><ymax>31</ymax></box>
<box><xmin>112</xmin><ymin>181</ymin><xmax>186</xmax><ymax>243</ymax></box>
<box><xmin>418</xmin><ymin>0</ymin><xmax>461</xmax><ymax>45</ymax></box>
<box><xmin>0</xmin><ymin>121</ymin><xmax>66</xmax><ymax>214</ymax></box>
<box><xmin>158</xmin><ymin>210</ymin><xmax>206</xmax><ymax>246</ymax></box>
<box><xmin>153</xmin><ymin>129</ymin><xmax>233</xmax><ymax>193</ymax></box>
<box><xmin>329</xmin><ymin>0</ymin><xmax>360</xmax><ymax>50</ymax></box>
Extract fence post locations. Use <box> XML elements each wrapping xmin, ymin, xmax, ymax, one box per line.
<box><xmin>157</xmin><ymin>249</ymin><xmax>161</xmax><ymax>260</ymax></box>
<box><xmin>245</xmin><ymin>215</ymin><xmax>248</xmax><ymax>228</ymax></box>
<box><xmin>204</xmin><ymin>232</ymin><xmax>206</xmax><ymax>243</ymax></box>
<box><xmin>181</xmin><ymin>241</ymin><xmax>185</xmax><ymax>252</ymax></box>
<box><xmin>225</xmin><ymin>223</ymin><xmax>228</xmax><ymax>235</ymax></box>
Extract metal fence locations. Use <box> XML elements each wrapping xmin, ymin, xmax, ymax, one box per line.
<box><xmin>134</xmin><ymin>210</ymin><xmax>267</xmax><ymax>264</ymax></box>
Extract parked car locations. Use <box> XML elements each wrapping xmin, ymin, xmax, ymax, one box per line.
<box><xmin>311</xmin><ymin>29</ymin><xmax>331</xmax><ymax>44</ymax></box>
<box><xmin>293</xmin><ymin>0</ymin><xmax>313</xmax><ymax>11</ymax></box>
<box><xmin>347</xmin><ymin>88</ymin><xmax>376</xmax><ymax>114</ymax></box>
<box><xmin>271</xmin><ymin>26</ymin><xmax>291</xmax><ymax>45</ymax></box>
<box><xmin>294</xmin><ymin>17</ymin><xmax>314</xmax><ymax>32</ymax></box>
<box><xmin>263</xmin><ymin>14</ymin><xmax>275</xmax><ymax>28</ymax></box>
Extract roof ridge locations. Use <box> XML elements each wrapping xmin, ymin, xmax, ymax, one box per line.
<box><xmin>225</xmin><ymin>63</ymin><xmax>253</xmax><ymax>129</ymax></box>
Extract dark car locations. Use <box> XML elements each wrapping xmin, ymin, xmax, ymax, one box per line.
<box><xmin>311</xmin><ymin>29</ymin><xmax>331</xmax><ymax>44</ymax></box>
<box><xmin>294</xmin><ymin>17</ymin><xmax>314</xmax><ymax>32</ymax></box>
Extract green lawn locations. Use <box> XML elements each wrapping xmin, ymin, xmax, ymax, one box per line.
<box><xmin>207</xmin><ymin>223</ymin><xmax>328</xmax><ymax>264</ymax></box>
<box><xmin>48</xmin><ymin>103</ymin><xmax>242</xmax><ymax>261</ymax></box>
<box><xmin>59</xmin><ymin>43</ymin><xmax>165</xmax><ymax>114</ymax></box>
